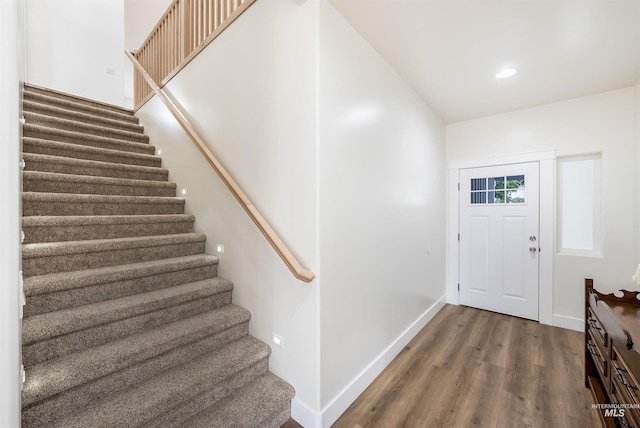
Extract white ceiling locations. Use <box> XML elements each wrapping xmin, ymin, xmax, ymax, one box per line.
<box><xmin>328</xmin><ymin>0</ymin><xmax>640</xmax><ymax>124</ymax></box>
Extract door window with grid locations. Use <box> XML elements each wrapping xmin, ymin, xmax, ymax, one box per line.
<box><xmin>470</xmin><ymin>175</ymin><xmax>525</xmax><ymax>205</ymax></box>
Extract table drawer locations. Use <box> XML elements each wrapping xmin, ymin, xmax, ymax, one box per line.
<box><xmin>611</xmin><ymin>379</ymin><xmax>640</xmax><ymax>428</ymax></box>
<box><xmin>588</xmin><ymin>307</ymin><xmax>609</xmax><ymax>349</ymax></box>
<box><xmin>611</xmin><ymin>347</ymin><xmax>640</xmax><ymax>426</ymax></box>
<box><xmin>588</xmin><ymin>331</ymin><xmax>608</xmax><ymax>381</ymax></box>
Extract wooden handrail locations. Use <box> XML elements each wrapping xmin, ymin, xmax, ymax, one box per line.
<box><xmin>126</xmin><ymin>51</ymin><xmax>315</xmax><ymax>283</ymax></box>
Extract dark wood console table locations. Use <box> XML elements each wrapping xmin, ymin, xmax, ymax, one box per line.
<box><xmin>586</xmin><ymin>278</ymin><xmax>640</xmax><ymax>427</ymax></box>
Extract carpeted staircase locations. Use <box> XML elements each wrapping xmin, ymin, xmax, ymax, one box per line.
<box><xmin>20</xmin><ymin>84</ymin><xmax>295</xmax><ymax>428</ymax></box>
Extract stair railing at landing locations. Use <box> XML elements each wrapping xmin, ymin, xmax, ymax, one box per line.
<box><xmin>132</xmin><ymin>0</ymin><xmax>257</xmax><ymax>109</ymax></box>
<box><xmin>126</xmin><ymin>51</ymin><xmax>315</xmax><ymax>283</ymax></box>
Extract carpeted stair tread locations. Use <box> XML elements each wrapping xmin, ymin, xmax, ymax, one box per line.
<box><xmin>22</xmin><ymin>192</ymin><xmax>185</xmax><ymax>216</ymax></box>
<box><xmin>23</xmin><ymin>214</ymin><xmax>194</xmax><ymax>230</ymax></box>
<box><xmin>23</xmin><ymin>233</ymin><xmax>205</xmax><ymax>258</ymax></box>
<box><xmin>22</xmin><ymin>303</ymin><xmax>249</xmax><ymax>406</ymax></box>
<box><xmin>24</xmin><ymin>111</ymin><xmax>148</xmax><ymax>143</ymax></box>
<box><xmin>23</xmin><ymin>90</ymin><xmax>140</xmax><ymax>124</ymax></box>
<box><xmin>49</xmin><ymin>336</ymin><xmax>271</xmax><ymax>428</ymax></box>
<box><xmin>23</xmin><ymin>124</ymin><xmax>154</xmax><ymax>155</ymax></box>
<box><xmin>23</xmin><ymin>253</ymin><xmax>217</xmax><ymax>315</ymax></box>
<box><xmin>24</xmin><ymin>252</ymin><xmax>215</xmax><ymax>296</ymax></box>
<box><xmin>22</xmin><ymin>233</ymin><xmax>205</xmax><ymax>276</ymax></box>
<box><xmin>23</xmin><ymin>84</ymin><xmax>134</xmax><ymax>115</ymax></box>
<box><xmin>23</xmin><ymin>277</ymin><xmax>234</xmax><ymax>346</ymax></box>
<box><xmin>23</xmin><ymin>153</ymin><xmax>168</xmax><ymax>182</ymax></box>
<box><xmin>23</xmin><ymin>137</ymin><xmax>162</xmax><ymax>167</ymax></box>
<box><xmin>22</xmin><ymin>214</ymin><xmax>194</xmax><ymax>244</ymax></box>
<box><xmin>24</xmin><ymin>99</ymin><xmax>144</xmax><ymax>133</ymax></box>
<box><xmin>23</xmin><ymin>171</ymin><xmax>176</xmax><ymax>197</ymax></box>
<box><xmin>185</xmin><ymin>372</ymin><xmax>295</xmax><ymax>428</ymax></box>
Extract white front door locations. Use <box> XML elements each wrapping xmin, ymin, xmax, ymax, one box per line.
<box><xmin>459</xmin><ymin>162</ymin><xmax>540</xmax><ymax>320</ymax></box>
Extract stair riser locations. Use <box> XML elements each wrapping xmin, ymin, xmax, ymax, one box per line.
<box><xmin>24</xmin><ymin>112</ymin><xmax>148</xmax><ymax>144</ymax></box>
<box><xmin>22</xmin><ymin>322</ymin><xmax>249</xmax><ymax>428</ymax></box>
<box><xmin>24</xmin><ymin>220</ymin><xmax>195</xmax><ymax>244</ymax></box>
<box><xmin>23</xmin><ymin>156</ymin><xmax>168</xmax><ymax>182</ymax></box>
<box><xmin>23</xmin><ymin>241</ymin><xmax>204</xmax><ymax>277</ymax></box>
<box><xmin>23</xmin><ymin>292</ymin><xmax>232</xmax><ymax>366</ymax></box>
<box><xmin>23</xmin><ymin>176</ymin><xmax>176</xmax><ymax>198</ymax></box>
<box><xmin>24</xmin><ymin>86</ymin><xmax>132</xmax><ymax>116</ymax></box>
<box><xmin>132</xmin><ymin>358</ymin><xmax>270</xmax><ymax>428</ymax></box>
<box><xmin>25</xmin><ymin>263</ymin><xmax>217</xmax><ymax>316</ymax></box>
<box><xmin>183</xmin><ymin>373</ymin><xmax>295</xmax><ymax>428</ymax></box>
<box><xmin>23</xmin><ymin>199</ymin><xmax>184</xmax><ymax>217</ymax></box>
<box><xmin>23</xmin><ymin>126</ymin><xmax>154</xmax><ymax>155</ymax></box>
<box><xmin>24</xmin><ymin>101</ymin><xmax>144</xmax><ymax>134</ymax></box>
<box><xmin>260</xmin><ymin>405</ymin><xmax>293</xmax><ymax>428</ymax></box>
<box><xmin>23</xmin><ymin>139</ymin><xmax>161</xmax><ymax>168</ymax></box>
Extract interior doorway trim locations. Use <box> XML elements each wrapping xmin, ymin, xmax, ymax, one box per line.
<box><xmin>447</xmin><ymin>150</ymin><xmax>555</xmax><ymax>326</ymax></box>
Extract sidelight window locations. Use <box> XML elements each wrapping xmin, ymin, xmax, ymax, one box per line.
<box><xmin>557</xmin><ymin>154</ymin><xmax>602</xmax><ymax>256</ymax></box>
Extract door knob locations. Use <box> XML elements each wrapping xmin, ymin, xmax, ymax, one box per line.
<box><xmin>529</xmin><ymin>247</ymin><xmax>537</xmax><ymax>253</ymax></box>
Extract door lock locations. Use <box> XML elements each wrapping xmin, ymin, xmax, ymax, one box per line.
<box><xmin>529</xmin><ymin>247</ymin><xmax>538</xmax><ymax>253</ymax></box>
<box><xmin>529</xmin><ymin>236</ymin><xmax>537</xmax><ymax>242</ymax></box>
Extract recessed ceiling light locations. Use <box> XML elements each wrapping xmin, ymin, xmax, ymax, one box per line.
<box><xmin>496</xmin><ymin>68</ymin><xmax>518</xmax><ymax>79</ymax></box>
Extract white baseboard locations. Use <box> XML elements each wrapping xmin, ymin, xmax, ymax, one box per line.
<box><xmin>553</xmin><ymin>314</ymin><xmax>584</xmax><ymax>332</ymax></box>
<box><xmin>320</xmin><ymin>295</ymin><xmax>447</xmax><ymax>428</ymax></box>
<box><xmin>291</xmin><ymin>397</ymin><xmax>322</xmax><ymax>428</ymax></box>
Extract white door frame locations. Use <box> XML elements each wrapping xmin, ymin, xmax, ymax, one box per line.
<box><xmin>447</xmin><ymin>150</ymin><xmax>555</xmax><ymax>326</ymax></box>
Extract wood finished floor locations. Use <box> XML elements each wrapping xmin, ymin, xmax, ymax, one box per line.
<box><xmin>323</xmin><ymin>304</ymin><xmax>603</xmax><ymax>428</ymax></box>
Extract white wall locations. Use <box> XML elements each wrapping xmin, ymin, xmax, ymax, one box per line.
<box><xmin>124</xmin><ymin>0</ymin><xmax>170</xmax><ymax>50</ymax></box>
<box><xmin>318</xmin><ymin>0</ymin><xmax>446</xmax><ymax>423</ymax></box>
<box><xmin>25</xmin><ymin>0</ymin><xmax>125</xmax><ymax>106</ymax></box>
<box><xmin>447</xmin><ymin>88</ymin><xmax>636</xmax><ymax>324</ymax></box>
<box><xmin>0</xmin><ymin>0</ymin><xmax>23</xmax><ymax>425</ymax></box>
<box><xmin>133</xmin><ymin>0</ymin><xmax>321</xmax><ymax>424</ymax></box>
